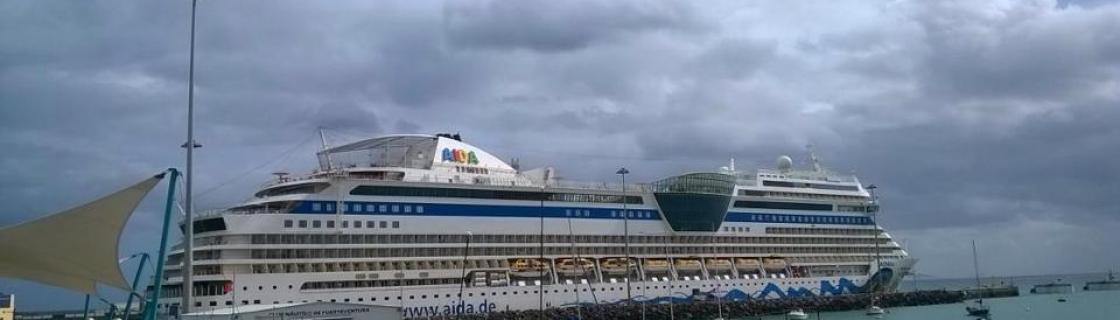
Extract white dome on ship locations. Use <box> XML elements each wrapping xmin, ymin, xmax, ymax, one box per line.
<box><xmin>777</xmin><ymin>155</ymin><xmax>793</xmax><ymax>171</ymax></box>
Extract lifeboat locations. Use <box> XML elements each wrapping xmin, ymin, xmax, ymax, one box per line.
<box><xmin>735</xmin><ymin>258</ymin><xmax>762</xmax><ymax>271</ymax></box>
<box><xmin>600</xmin><ymin>257</ymin><xmax>637</xmax><ymax>275</ymax></box>
<box><xmin>555</xmin><ymin>258</ymin><xmax>595</xmax><ymax>276</ymax></box>
<box><xmin>705</xmin><ymin>258</ymin><xmax>733</xmax><ymax>271</ymax></box>
<box><xmin>674</xmin><ymin>258</ymin><xmax>703</xmax><ymax>272</ymax></box>
<box><xmin>643</xmin><ymin>258</ymin><xmax>671</xmax><ymax>272</ymax></box>
<box><xmin>509</xmin><ymin>258</ymin><xmax>551</xmax><ymax>278</ymax></box>
<box><xmin>763</xmin><ymin>257</ymin><xmax>788</xmax><ymax>272</ymax></box>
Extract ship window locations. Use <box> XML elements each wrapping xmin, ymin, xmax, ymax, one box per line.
<box><xmin>379</xmin><ymin>204</ymin><xmax>387</xmax><ymax>212</ymax></box>
<box><xmin>284</xmin><ymin>220</ymin><xmax>293</xmax><ymax>228</ymax></box>
<box><xmin>380</xmin><ymin>221</ymin><xmax>387</xmax><ymax>228</ymax></box>
<box><xmin>312</xmin><ymin>221</ymin><xmax>321</xmax><ymax>228</ymax></box>
<box><xmin>312</xmin><ymin>203</ymin><xmax>322</xmax><ymax>211</ymax></box>
<box><xmin>390</xmin><ymin>205</ymin><xmax>399</xmax><ymax>213</ymax></box>
<box><xmin>392</xmin><ymin>221</ymin><xmax>400</xmax><ymax>228</ymax></box>
<box><xmin>739</xmin><ymin>190</ymin><xmax>766</xmax><ymax>196</ymax></box>
<box><xmin>762</xmin><ymin>180</ymin><xmax>796</xmax><ymax>188</ymax></box>
<box><xmin>349</xmin><ymin>186</ymin><xmax>643</xmax><ymax>204</ymax></box>
<box><xmin>191</xmin><ymin>218</ymin><xmax>227</xmax><ymax>234</ymax></box>
<box><xmin>342</xmin><ymin>221</ymin><xmax>349</xmax><ymax>228</ymax></box>
<box><xmin>325</xmin><ymin>203</ymin><xmax>334</xmax><ymax>212</ymax></box>
<box><xmin>299</xmin><ymin>220</ymin><xmax>307</xmax><ymax>228</ymax></box>
<box><xmin>326</xmin><ymin>221</ymin><xmax>335</xmax><ymax>228</ymax></box>
<box><xmin>354</xmin><ymin>220</ymin><xmax>362</xmax><ymax>228</ymax></box>
<box><xmin>734</xmin><ymin>201</ymin><xmax>832</xmax><ymax>211</ymax></box>
<box><xmin>368</xmin><ymin>221</ymin><xmax>376</xmax><ymax>228</ymax></box>
<box><xmin>404</xmin><ymin>205</ymin><xmax>412</xmax><ymax>213</ymax></box>
<box><xmin>416</xmin><ymin>206</ymin><xmax>424</xmax><ymax>213</ymax></box>
<box><xmin>352</xmin><ymin>204</ymin><xmax>362</xmax><ymax>212</ymax></box>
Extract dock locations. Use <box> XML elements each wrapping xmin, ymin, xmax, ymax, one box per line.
<box><xmin>427</xmin><ymin>287</ymin><xmax>1019</xmax><ymax>320</ymax></box>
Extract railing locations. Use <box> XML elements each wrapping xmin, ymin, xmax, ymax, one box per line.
<box><xmin>256</xmin><ymin>169</ymin><xmax>651</xmax><ymax>193</ymax></box>
<box><xmin>756</xmin><ymin>168</ymin><xmax>858</xmax><ymax>182</ymax></box>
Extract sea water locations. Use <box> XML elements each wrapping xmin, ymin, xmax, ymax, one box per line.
<box><xmin>738</xmin><ymin>273</ymin><xmax>1120</xmax><ymax>320</ymax></box>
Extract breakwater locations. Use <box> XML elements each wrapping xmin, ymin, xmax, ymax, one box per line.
<box><xmin>427</xmin><ymin>287</ymin><xmax>1019</xmax><ymax>320</ymax></box>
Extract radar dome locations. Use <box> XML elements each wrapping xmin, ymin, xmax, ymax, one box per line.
<box><xmin>777</xmin><ymin>155</ymin><xmax>793</xmax><ymax>171</ymax></box>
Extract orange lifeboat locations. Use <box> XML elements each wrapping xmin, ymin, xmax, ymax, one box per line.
<box><xmin>509</xmin><ymin>258</ymin><xmax>551</xmax><ymax>278</ymax></box>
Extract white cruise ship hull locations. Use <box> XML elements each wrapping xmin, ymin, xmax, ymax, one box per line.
<box><xmin>153</xmin><ymin>134</ymin><xmax>915</xmax><ymax>318</ymax></box>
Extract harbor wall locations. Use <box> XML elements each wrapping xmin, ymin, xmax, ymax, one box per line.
<box><xmin>424</xmin><ymin>287</ymin><xmax>1018</xmax><ymax>320</ymax></box>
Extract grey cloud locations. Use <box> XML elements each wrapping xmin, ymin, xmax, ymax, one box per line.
<box><xmin>444</xmin><ymin>0</ymin><xmax>706</xmax><ymax>52</ymax></box>
<box><xmin>5</xmin><ymin>0</ymin><xmax>1120</xmax><ymax>311</ymax></box>
<box><xmin>912</xmin><ymin>1</ymin><xmax>1120</xmax><ymax>101</ymax></box>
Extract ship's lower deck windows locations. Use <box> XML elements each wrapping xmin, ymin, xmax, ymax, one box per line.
<box><xmin>246</xmin><ymin>232</ymin><xmax>890</xmax><ymax>247</ymax></box>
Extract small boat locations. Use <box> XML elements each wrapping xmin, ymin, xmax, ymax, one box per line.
<box><xmin>1083</xmin><ymin>270</ymin><xmax>1120</xmax><ymax>291</ymax></box>
<box><xmin>704</xmin><ymin>258</ymin><xmax>733</xmax><ymax>270</ymax></box>
<box><xmin>554</xmin><ymin>258</ymin><xmax>594</xmax><ymax>276</ymax></box>
<box><xmin>964</xmin><ymin>240</ymin><xmax>991</xmax><ymax>317</ymax></box>
<box><xmin>786</xmin><ymin>308</ymin><xmax>808</xmax><ymax>320</ymax></box>
<box><xmin>1057</xmin><ymin>298</ymin><xmax>1068</xmax><ymax>302</ymax></box>
<box><xmin>673</xmin><ymin>258</ymin><xmax>703</xmax><ymax>272</ymax></box>
<box><xmin>643</xmin><ymin>258</ymin><xmax>670</xmax><ymax>272</ymax></box>
<box><xmin>508</xmin><ymin>258</ymin><xmax>550</xmax><ymax>278</ymax></box>
<box><xmin>966</xmin><ymin>301</ymin><xmax>990</xmax><ymax>317</ymax></box>
<box><xmin>599</xmin><ymin>257</ymin><xmax>636</xmax><ymax>275</ymax></box>
<box><xmin>763</xmin><ymin>257</ymin><xmax>788</xmax><ymax>273</ymax></box>
<box><xmin>866</xmin><ymin>305</ymin><xmax>885</xmax><ymax>315</ymax></box>
<box><xmin>734</xmin><ymin>257</ymin><xmax>761</xmax><ymax>269</ymax></box>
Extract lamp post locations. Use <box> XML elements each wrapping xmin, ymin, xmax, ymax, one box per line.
<box><xmin>616</xmin><ymin>167</ymin><xmax>632</xmax><ymax>302</ymax></box>
<box><xmin>457</xmin><ymin>231</ymin><xmax>472</xmax><ymax>313</ymax></box>
<box><xmin>867</xmin><ymin>184</ymin><xmax>881</xmax><ymax>275</ymax></box>
<box><xmin>181</xmin><ymin>0</ymin><xmax>202</xmax><ymax>314</ymax></box>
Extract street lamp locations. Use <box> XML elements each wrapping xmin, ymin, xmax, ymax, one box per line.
<box><xmin>616</xmin><ymin>167</ymin><xmax>632</xmax><ymax>302</ymax></box>
<box><xmin>866</xmin><ymin>184</ymin><xmax>881</xmax><ymax>277</ymax></box>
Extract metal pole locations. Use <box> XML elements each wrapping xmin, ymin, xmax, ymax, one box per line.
<box><xmin>538</xmin><ymin>185</ymin><xmax>545</xmax><ymax>320</ymax></box>
<box><xmin>457</xmin><ymin>231</ymin><xmax>471</xmax><ymax>312</ymax></box>
<box><xmin>566</xmin><ymin>218</ymin><xmax>582</xmax><ymax>320</ymax></box>
<box><xmin>182</xmin><ymin>0</ymin><xmax>199</xmax><ymax>314</ymax></box>
<box><xmin>868</xmin><ymin>185</ymin><xmax>880</xmax><ymax>288</ymax></box>
<box><xmin>617</xmin><ymin>168</ymin><xmax>631</xmax><ymax>302</ymax></box>
<box><xmin>666</xmin><ymin>234</ymin><xmax>674</xmax><ymax>320</ymax></box>
<box><xmin>84</xmin><ymin>295</ymin><xmax>91</xmax><ymax>320</ymax></box>
<box><xmin>124</xmin><ymin>253</ymin><xmax>149</xmax><ymax>320</ymax></box>
<box><xmin>144</xmin><ymin>169</ymin><xmax>179</xmax><ymax>320</ymax></box>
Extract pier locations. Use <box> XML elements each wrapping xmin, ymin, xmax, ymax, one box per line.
<box><xmin>426</xmin><ymin>287</ymin><xmax>1019</xmax><ymax>320</ymax></box>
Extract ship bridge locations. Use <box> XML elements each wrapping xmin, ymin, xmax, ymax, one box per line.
<box><xmin>650</xmin><ymin>172</ymin><xmax>736</xmax><ymax>232</ymax></box>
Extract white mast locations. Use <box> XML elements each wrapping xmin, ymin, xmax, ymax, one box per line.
<box><xmin>181</xmin><ymin>0</ymin><xmax>199</xmax><ymax>313</ymax></box>
<box><xmin>319</xmin><ymin>128</ymin><xmax>332</xmax><ymax>172</ymax></box>
<box><xmin>807</xmin><ymin>144</ymin><xmax>823</xmax><ymax>173</ymax></box>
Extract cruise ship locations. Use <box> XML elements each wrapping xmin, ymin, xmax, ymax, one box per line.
<box><xmin>153</xmin><ymin>133</ymin><xmax>915</xmax><ymax>318</ymax></box>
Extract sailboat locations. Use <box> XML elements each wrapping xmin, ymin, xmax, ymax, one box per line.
<box><xmin>965</xmin><ymin>240</ymin><xmax>990</xmax><ymax>317</ymax></box>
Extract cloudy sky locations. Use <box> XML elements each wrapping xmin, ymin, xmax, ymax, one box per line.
<box><xmin>3</xmin><ymin>0</ymin><xmax>1119</xmax><ymax>311</ymax></box>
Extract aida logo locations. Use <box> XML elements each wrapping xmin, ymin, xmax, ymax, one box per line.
<box><xmin>441</xmin><ymin>148</ymin><xmax>479</xmax><ymax>165</ymax></box>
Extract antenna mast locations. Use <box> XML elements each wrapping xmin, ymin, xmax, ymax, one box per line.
<box><xmin>319</xmin><ymin>128</ymin><xmax>333</xmax><ymax>172</ymax></box>
<box><xmin>807</xmin><ymin>144</ymin><xmax>823</xmax><ymax>173</ymax></box>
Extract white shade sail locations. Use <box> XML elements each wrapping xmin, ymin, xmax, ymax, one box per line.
<box><xmin>0</xmin><ymin>174</ymin><xmax>163</xmax><ymax>294</ymax></box>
